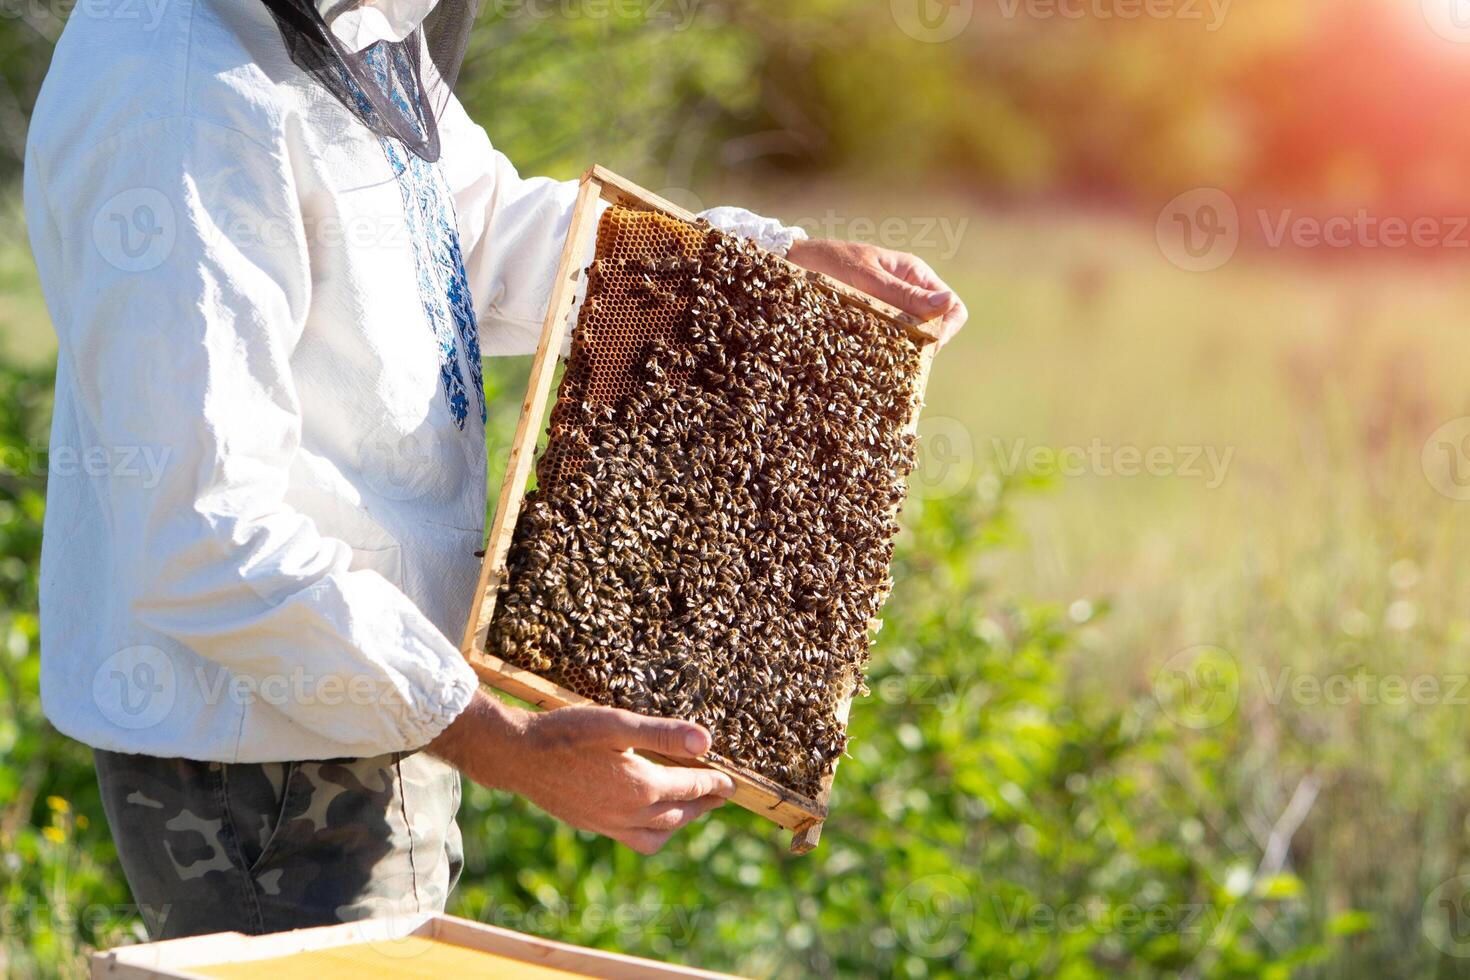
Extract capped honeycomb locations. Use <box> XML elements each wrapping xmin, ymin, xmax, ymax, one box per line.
<box><xmin>487</xmin><ymin>205</ymin><xmax>924</xmax><ymax>798</ymax></box>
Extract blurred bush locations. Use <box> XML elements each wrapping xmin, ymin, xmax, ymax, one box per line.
<box><xmin>0</xmin><ymin>362</ymin><xmax>139</xmax><ymax>979</ymax></box>
<box><xmin>8</xmin><ymin>0</ymin><xmax>1470</xmax><ymax>212</ymax></box>
<box><xmin>0</xmin><ymin>355</ymin><xmax>1323</xmax><ymax>976</ymax></box>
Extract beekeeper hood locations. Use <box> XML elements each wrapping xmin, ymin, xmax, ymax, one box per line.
<box><xmin>258</xmin><ymin>0</ymin><xmax>479</xmax><ymax>162</ymax></box>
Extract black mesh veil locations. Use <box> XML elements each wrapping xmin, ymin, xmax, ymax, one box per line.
<box><xmin>258</xmin><ymin>0</ymin><xmax>479</xmax><ymax>162</ymax></box>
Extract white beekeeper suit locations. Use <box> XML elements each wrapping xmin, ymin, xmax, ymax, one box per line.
<box><xmin>24</xmin><ymin>0</ymin><xmax>805</xmax><ymax>762</ymax></box>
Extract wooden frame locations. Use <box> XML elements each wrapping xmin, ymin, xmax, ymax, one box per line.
<box><xmin>461</xmin><ymin>166</ymin><xmax>940</xmax><ymax>853</ymax></box>
<box><xmin>91</xmin><ymin>912</ymin><xmax>736</xmax><ymax>979</ymax></box>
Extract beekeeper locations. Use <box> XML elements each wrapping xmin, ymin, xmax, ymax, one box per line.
<box><xmin>23</xmin><ymin>0</ymin><xmax>968</xmax><ymax>941</ymax></box>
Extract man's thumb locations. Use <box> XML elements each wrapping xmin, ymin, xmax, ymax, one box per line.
<box><xmin>593</xmin><ymin>708</ymin><xmax>711</xmax><ymax>758</ymax></box>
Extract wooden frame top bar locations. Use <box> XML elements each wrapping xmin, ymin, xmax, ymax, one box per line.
<box><xmin>587</xmin><ymin>166</ymin><xmax>942</xmax><ymax>344</ymax></box>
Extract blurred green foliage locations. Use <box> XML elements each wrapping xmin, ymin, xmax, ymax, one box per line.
<box><xmin>0</xmin><ymin>364</ymin><xmax>140</xmax><ymax>977</ymax></box>
<box><xmin>0</xmin><ymin>358</ymin><xmax>1327</xmax><ymax>977</ymax></box>
<box><xmin>7</xmin><ymin>0</ymin><xmax>1470</xmax><ymax>210</ymax></box>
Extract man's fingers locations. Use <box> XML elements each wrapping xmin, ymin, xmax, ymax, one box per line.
<box><xmin>577</xmin><ymin>706</ymin><xmax>712</xmax><ymax>758</ymax></box>
<box><xmin>938</xmin><ymin>294</ymin><xmax>969</xmax><ymax>346</ymax></box>
<box><xmin>637</xmin><ymin>795</ymin><xmax>726</xmax><ymax>832</ymax></box>
<box><xmin>870</xmin><ymin>268</ymin><xmax>953</xmax><ymax>323</ymax></box>
<box><xmin>882</xmin><ymin>250</ymin><xmax>945</xmax><ymax>291</ymax></box>
<box><xmin>619</xmin><ymin>828</ymin><xmax>674</xmax><ymax>855</ymax></box>
<box><xmin>645</xmin><ymin>763</ymin><xmax>737</xmax><ymax>802</ymax></box>
<box><xmin>873</xmin><ymin>249</ymin><xmax>964</xmax><ymax>342</ymax></box>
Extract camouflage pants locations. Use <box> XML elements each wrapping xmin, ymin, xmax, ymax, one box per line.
<box><xmin>94</xmin><ymin>748</ymin><xmax>463</xmax><ymax>940</ymax></box>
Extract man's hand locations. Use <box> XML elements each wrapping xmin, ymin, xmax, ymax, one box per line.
<box><xmin>429</xmin><ymin>692</ymin><xmax>734</xmax><ymax>854</ymax></box>
<box><xmin>786</xmin><ymin>238</ymin><xmax>968</xmax><ymax>345</ymax></box>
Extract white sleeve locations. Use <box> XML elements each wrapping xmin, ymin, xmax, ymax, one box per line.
<box><xmin>436</xmin><ymin>97</ymin><xmax>809</xmax><ymax>357</ymax></box>
<box><xmin>35</xmin><ymin>116</ymin><xmax>476</xmax><ymax>757</ymax></box>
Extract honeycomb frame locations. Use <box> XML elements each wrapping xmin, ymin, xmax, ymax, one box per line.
<box><xmin>461</xmin><ymin>166</ymin><xmax>940</xmax><ymax>853</ymax></box>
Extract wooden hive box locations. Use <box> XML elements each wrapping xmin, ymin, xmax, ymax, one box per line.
<box><xmin>461</xmin><ymin>166</ymin><xmax>939</xmax><ymax>852</ymax></box>
<box><xmin>91</xmin><ymin>912</ymin><xmax>737</xmax><ymax>978</ymax></box>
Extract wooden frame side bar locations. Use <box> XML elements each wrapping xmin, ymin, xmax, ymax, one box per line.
<box><xmin>460</xmin><ymin>174</ymin><xmax>603</xmax><ymax>660</ymax></box>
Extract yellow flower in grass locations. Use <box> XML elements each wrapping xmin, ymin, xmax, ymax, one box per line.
<box><xmin>42</xmin><ymin>826</ymin><xmax>65</xmax><ymax>844</ymax></box>
<box><xmin>46</xmin><ymin>796</ymin><xmax>69</xmax><ymax>814</ymax></box>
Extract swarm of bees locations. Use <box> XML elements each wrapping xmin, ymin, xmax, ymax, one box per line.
<box><xmin>486</xmin><ymin>206</ymin><xmax>923</xmax><ymax>798</ymax></box>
